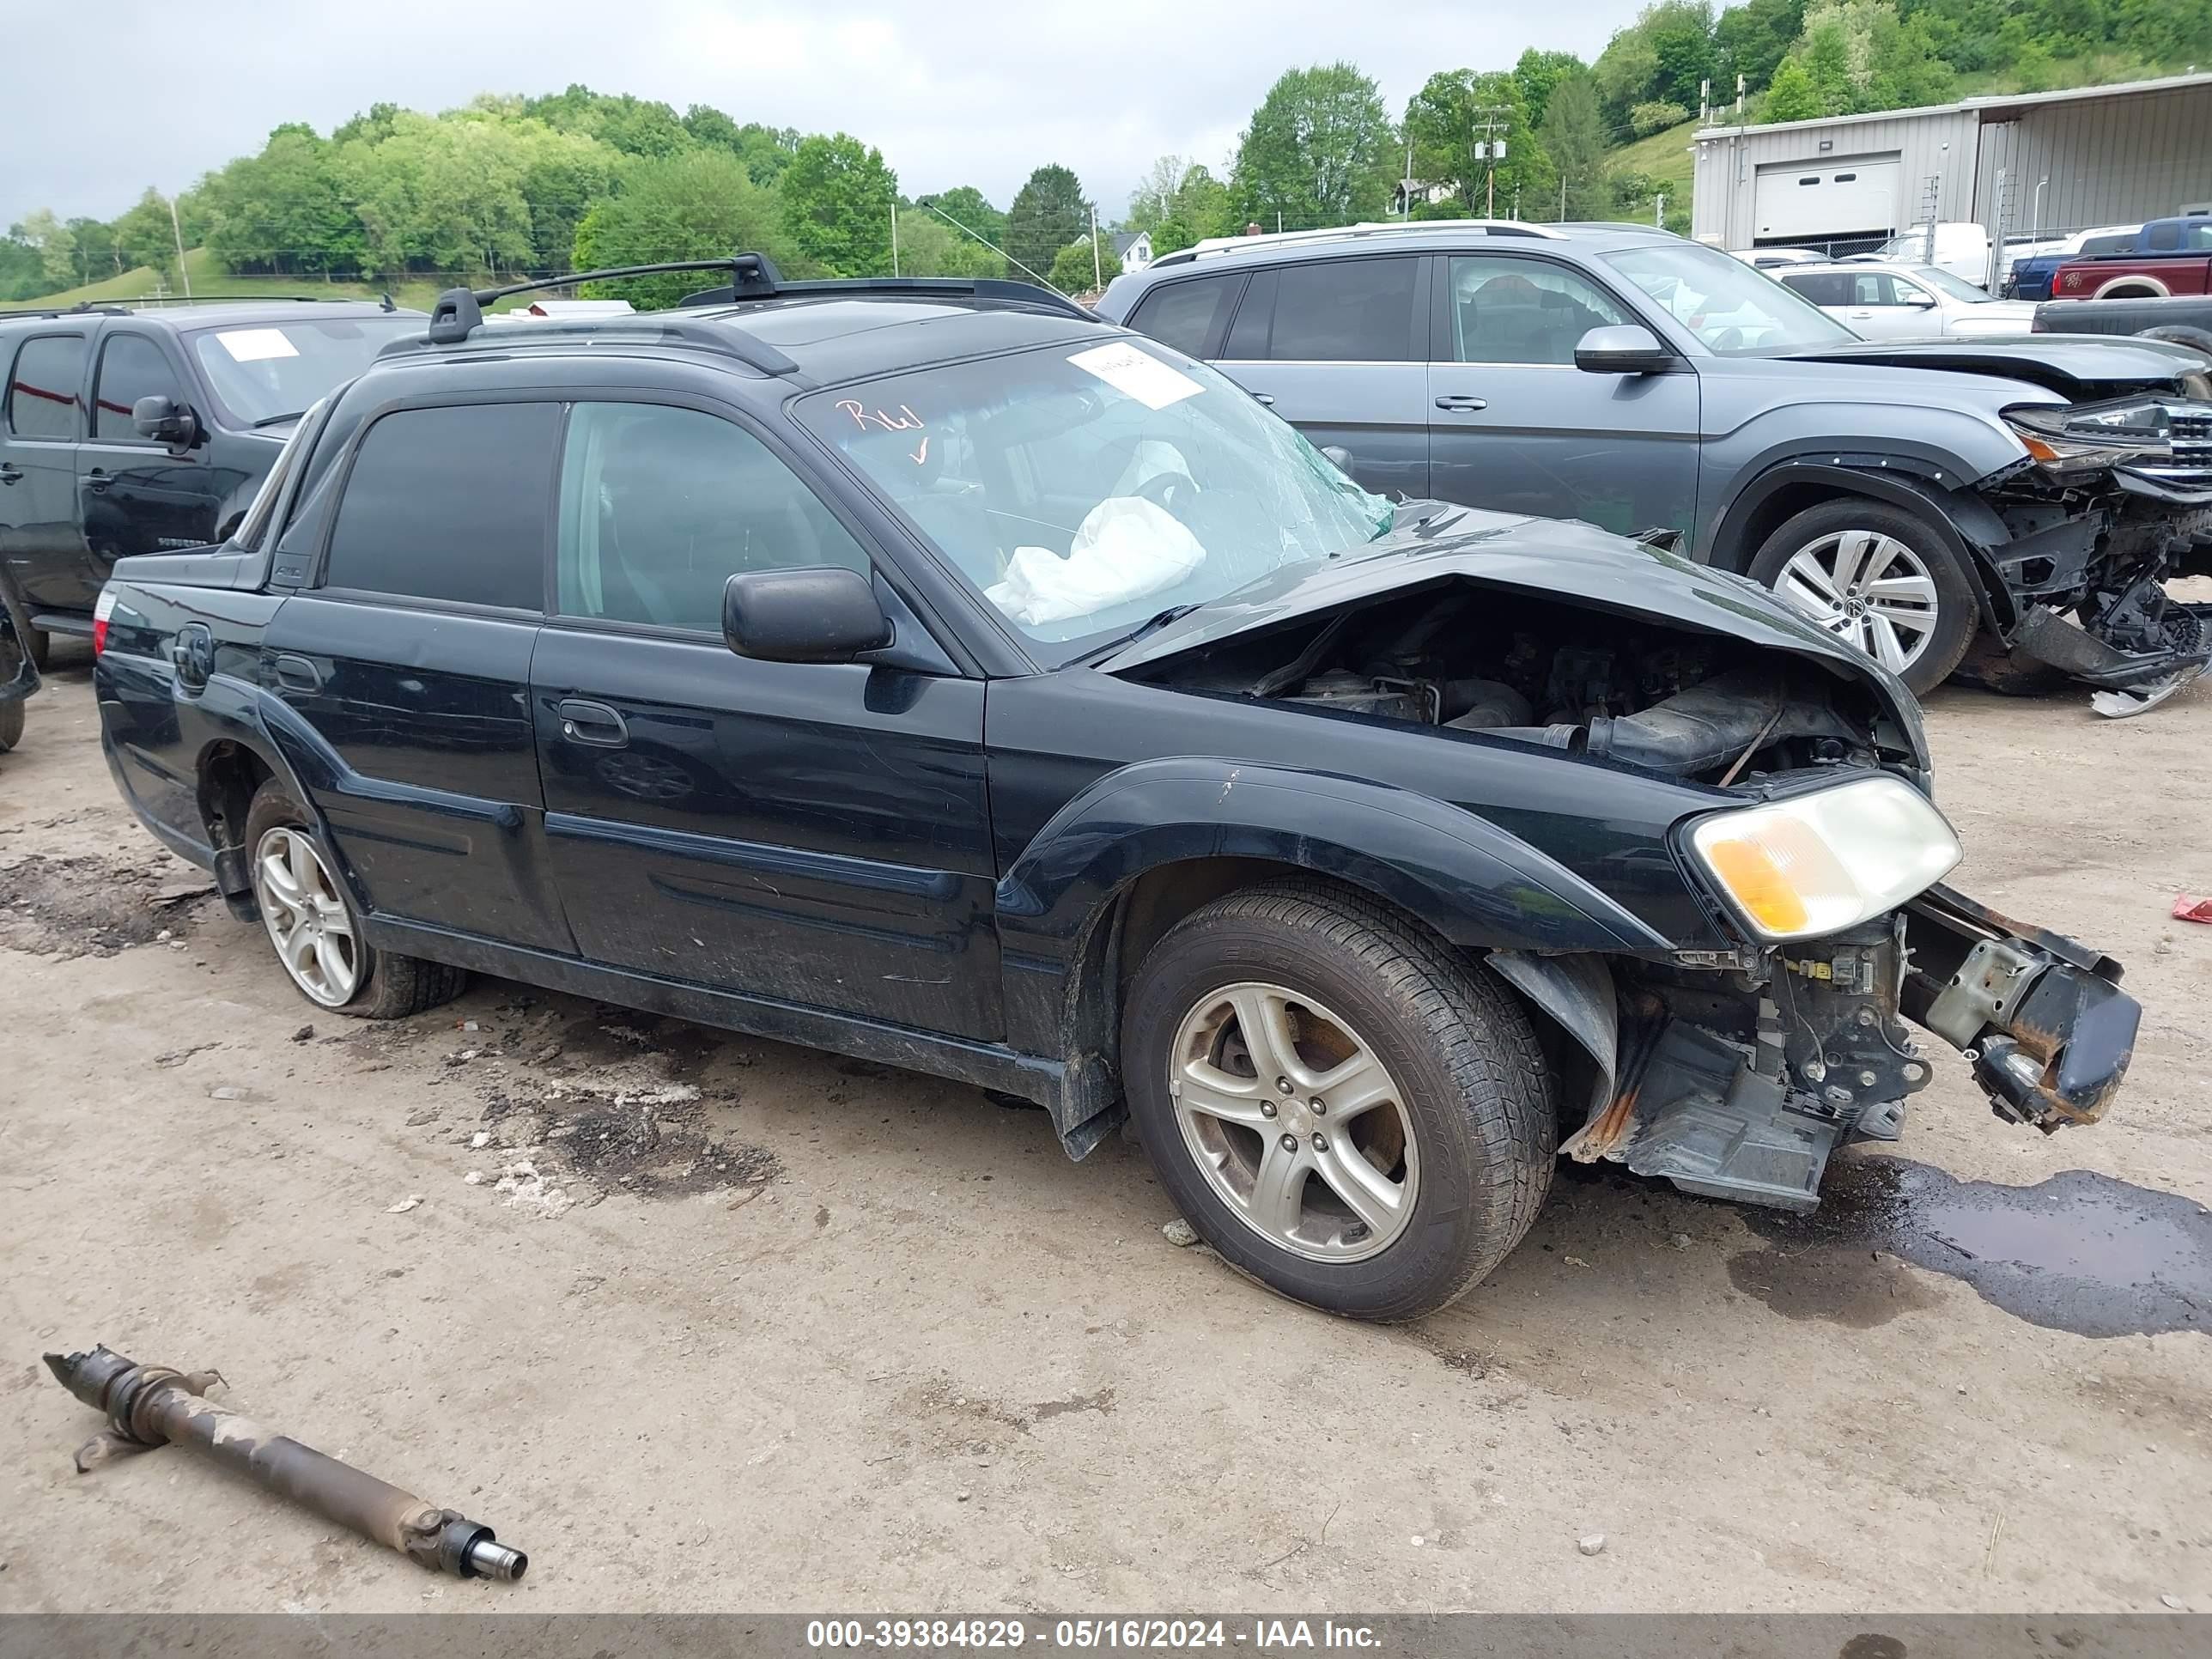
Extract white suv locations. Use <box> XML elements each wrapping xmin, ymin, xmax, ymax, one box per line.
<box><xmin>1778</xmin><ymin>262</ymin><xmax>2037</xmax><ymax>340</ymax></box>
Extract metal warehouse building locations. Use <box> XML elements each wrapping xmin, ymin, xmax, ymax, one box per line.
<box><xmin>1690</xmin><ymin>72</ymin><xmax>2212</xmax><ymax>256</ymax></box>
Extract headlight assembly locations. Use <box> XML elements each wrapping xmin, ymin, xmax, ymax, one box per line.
<box><xmin>1687</xmin><ymin>775</ymin><xmax>1962</xmax><ymax>942</ymax></box>
<box><xmin>2004</xmin><ymin>397</ymin><xmax>2212</xmax><ymax>480</ymax></box>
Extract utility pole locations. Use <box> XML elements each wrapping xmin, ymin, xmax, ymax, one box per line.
<box><xmin>1735</xmin><ymin>74</ymin><xmax>1746</xmax><ymax>117</ymax></box>
<box><xmin>1560</xmin><ymin>173</ymin><xmax>1568</xmax><ymax>222</ymax></box>
<box><xmin>1401</xmin><ymin>138</ymin><xmax>1415</xmax><ymax>219</ymax></box>
<box><xmin>890</xmin><ymin>203</ymin><xmax>900</xmax><ymax>277</ymax></box>
<box><xmin>167</xmin><ymin>194</ymin><xmax>191</xmax><ymax>297</ymax></box>
<box><xmin>1656</xmin><ymin>192</ymin><xmax>1666</xmax><ymax>229</ymax></box>
<box><xmin>1469</xmin><ymin>106</ymin><xmax>1511</xmax><ymax>219</ymax></box>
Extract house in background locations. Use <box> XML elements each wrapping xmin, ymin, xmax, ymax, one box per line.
<box><xmin>1113</xmin><ymin>231</ymin><xmax>1154</xmax><ymax>271</ymax></box>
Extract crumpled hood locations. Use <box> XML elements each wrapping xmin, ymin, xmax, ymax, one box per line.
<box><xmin>1774</xmin><ymin>334</ymin><xmax>2212</xmax><ymax>402</ymax></box>
<box><xmin>1100</xmin><ymin>507</ymin><xmax>1930</xmax><ymax>761</ymax></box>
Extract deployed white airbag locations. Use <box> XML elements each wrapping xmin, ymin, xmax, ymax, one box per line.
<box><xmin>986</xmin><ymin>495</ymin><xmax>1206</xmax><ymax>628</ymax></box>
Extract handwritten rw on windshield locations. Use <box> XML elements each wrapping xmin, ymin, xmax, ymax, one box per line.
<box><xmin>838</xmin><ymin>400</ymin><xmax>931</xmax><ymax>465</ymax></box>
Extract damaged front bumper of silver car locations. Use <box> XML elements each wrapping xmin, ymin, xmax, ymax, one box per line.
<box><xmin>1493</xmin><ymin>887</ymin><xmax>2139</xmax><ymax>1215</ymax></box>
<box><xmin>1987</xmin><ymin>399</ymin><xmax>2212</xmax><ymax>714</ymax></box>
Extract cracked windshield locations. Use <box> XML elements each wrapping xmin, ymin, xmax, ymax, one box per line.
<box><xmin>805</xmin><ymin>340</ymin><xmax>1393</xmax><ymax>658</ymax></box>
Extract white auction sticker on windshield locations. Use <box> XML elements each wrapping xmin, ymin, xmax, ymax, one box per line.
<box><xmin>215</xmin><ymin>328</ymin><xmax>300</xmax><ymax>362</ymax></box>
<box><xmin>1067</xmin><ymin>342</ymin><xmax>1203</xmax><ymax>410</ymax></box>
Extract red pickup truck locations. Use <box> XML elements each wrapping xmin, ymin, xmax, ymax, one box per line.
<box><xmin>2050</xmin><ymin>216</ymin><xmax>2212</xmax><ymax>301</ymax></box>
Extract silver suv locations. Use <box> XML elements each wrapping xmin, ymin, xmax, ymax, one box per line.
<box><xmin>1098</xmin><ymin>222</ymin><xmax>2212</xmax><ymax>707</ymax></box>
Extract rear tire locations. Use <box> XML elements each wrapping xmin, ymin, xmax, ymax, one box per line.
<box><xmin>241</xmin><ymin>781</ymin><xmax>466</xmax><ymax>1019</ymax></box>
<box><xmin>0</xmin><ymin>697</ymin><xmax>21</xmax><ymax>752</ymax></box>
<box><xmin>1120</xmin><ymin>882</ymin><xmax>1554</xmax><ymax>1322</ymax></box>
<box><xmin>1746</xmin><ymin>496</ymin><xmax>1979</xmax><ymax>696</ymax></box>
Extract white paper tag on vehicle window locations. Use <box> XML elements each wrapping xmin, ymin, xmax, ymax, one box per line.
<box><xmin>215</xmin><ymin>328</ymin><xmax>300</xmax><ymax>363</ymax></box>
<box><xmin>1067</xmin><ymin>342</ymin><xmax>1203</xmax><ymax>410</ymax></box>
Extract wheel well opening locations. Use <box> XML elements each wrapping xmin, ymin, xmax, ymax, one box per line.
<box><xmin>198</xmin><ymin>742</ymin><xmax>272</xmax><ymax>903</ymax></box>
<box><xmin>1719</xmin><ymin>482</ymin><xmax>1850</xmax><ymax>573</ymax></box>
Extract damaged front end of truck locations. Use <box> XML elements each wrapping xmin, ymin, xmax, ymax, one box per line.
<box><xmin>1108</xmin><ymin>519</ymin><xmax>2141</xmax><ymax>1212</ymax></box>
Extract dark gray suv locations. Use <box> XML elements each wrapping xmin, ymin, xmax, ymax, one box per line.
<box><xmin>1099</xmin><ymin>222</ymin><xmax>2212</xmax><ymax>708</ymax></box>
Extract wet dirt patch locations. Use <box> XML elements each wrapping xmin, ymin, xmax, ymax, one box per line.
<box><xmin>1739</xmin><ymin>1155</ymin><xmax>2212</xmax><ymax>1339</ymax></box>
<box><xmin>489</xmin><ymin>1079</ymin><xmax>781</xmax><ymax>1201</ymax></box>
<box><xmin>0</xmin><ymin>854</ymin><xmax>212</xmax><ymax>957</ymax></box>
<box><xmin>550</xmin><ymin>1006</ymin><xmax>734</xmax><ymax>1080</ymax></box>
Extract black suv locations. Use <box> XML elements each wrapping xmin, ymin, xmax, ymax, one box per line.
<box><xmin>93</xmin><ymin>258</ymin><xmax>2138</xmax><ymax>1320</ymax></box>
<box><xmin>0</xmin><ymin>298</ymin><xmax>426</xmax><ymax>664</ymax></box>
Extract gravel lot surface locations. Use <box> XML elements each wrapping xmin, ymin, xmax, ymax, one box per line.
<box><xmin>2</xmin><ymin>640</ymin><xmax>2207</xmax><ymax>1613</ymax></box>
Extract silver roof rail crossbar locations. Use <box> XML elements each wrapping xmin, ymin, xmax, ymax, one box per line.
<box><xmin>1147</xmin><ymin>219</ymin><xmax>1567</xmax><ymax>269</ymax></box>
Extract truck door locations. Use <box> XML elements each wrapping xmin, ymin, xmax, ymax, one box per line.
<box><xmin>0</xmin><ymin>331</ymin><xmax>91</xmax><ymax>615</ymax></box>
<box><xmin>77</xmin><ymin>329</ymin><xmax>232</xmax><ymax>604</ymax></box>
<box><xmin>262</xmin><ymin>398</ymin><xmax>573</xmax><ymax>952</ymax></box>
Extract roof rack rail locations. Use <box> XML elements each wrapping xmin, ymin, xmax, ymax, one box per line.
<box><xmin>1146</xmin><ymin>218</ymin><xmax>1566</xmax><ymax>270</ymax></box>
<box><xmin>0</xmin><ymin>301</ymin><xmax>133</xmax><ymax>320</ymax></box>
<box><xmin>419</xmin><ymin>255</ymin><xmax>800</xmax><ymax>374</ymax></box>
<box><xmin>122</xmin><ymin>291</ymin><xmax>403</xmax><ymax>310</ymax></box>
<box><xmin>674</xmin><ymin>272</ymin><xmax>1096</xmax><ymax>322</ymax></box>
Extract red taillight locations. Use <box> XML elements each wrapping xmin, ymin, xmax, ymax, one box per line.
<box><xmin>92</xmin><ymin>588</ymin><xmax>116</xmax><ymax>656</ymax></box>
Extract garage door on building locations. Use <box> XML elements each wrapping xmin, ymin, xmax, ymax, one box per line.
<box><xmin>1753</xmin><ymin>156</ymin><xmax>1902</xmax><ymax>242</ymax></box>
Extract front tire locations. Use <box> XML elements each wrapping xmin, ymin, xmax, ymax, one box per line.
<box><xmin>1121</xmin><ymin>883</ymin><xmax>1554</xmax><ymax>1322</ymax></box>
<box><xmin>242</xmin><ymin>781</ymin><xmax>466</xmax><ymax>1019</ymax></box>
<box><xmin>1746</xmin><ymin>497</ymin><xmax>1979</xmax><ymax>696</ymax></box>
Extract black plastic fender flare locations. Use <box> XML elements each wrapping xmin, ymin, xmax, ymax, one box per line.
<box><xmin>1705</xmin><ymin>459</ymin><xmax>2015</xmax><ymax>635</ymax></box>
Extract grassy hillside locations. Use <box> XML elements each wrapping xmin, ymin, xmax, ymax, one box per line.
<box><xmin>1611</xmin><ymin>119</ymin><xmax>1700</xmax><ymax>210</ymax></box>
<box><xmin>20</xmin><ymin>249</ymin><xmax>456</xmax><ymax>313</ymax></box>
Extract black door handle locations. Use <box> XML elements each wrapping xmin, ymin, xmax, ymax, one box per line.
<box><xmin>272</xmin><ymin>653</ymin><xmax>321</xmax><ymax>692</ymax></box>
<box><xmin>557</xmin><ymin>698</ymin><xmax>629</xmax><ymax>747</ymax></box>
<box><xmin>0</xmin><ymin>465</ymin><xmax>20</xmax><ymax>485</ymax></box>
<box><xmin>86</xmin><ymin>468</ymin><xmax>111</xmax><ymax>493</ymax></box>
<box><xmin>1434</xmin><ymin>395</ymin><xmax>1488</xmax><ymax>412</ymax></box>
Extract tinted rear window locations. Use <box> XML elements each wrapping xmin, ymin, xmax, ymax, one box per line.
<box><xmin>1127</xmin><ymin>275</ymin><xmax>1240</xmax><ymax>357</ymax></box>
<box><xmin>1234</xmin><ymin>256</ymin><xmax>1419</xmax><ymax>362</ymax></box>
<box><xmin>6</xmin><ymin>334</ymin><xmax>86</xmax><ymax>440</ymax></box>
<box><xmin>322</xmin><ymin>403</ymin><xmax>558</xmax><ymax>610</ymax></box>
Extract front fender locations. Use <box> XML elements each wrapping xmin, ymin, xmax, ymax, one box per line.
<box><xmin>996</xmin><ymin>756</ymin><xmax>1673</xmax><ymax>961</ymax></box>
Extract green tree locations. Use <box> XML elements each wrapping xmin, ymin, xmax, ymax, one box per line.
<box><xmin>915</xmin><ymin>185</ymin><xmax>1006</xmax><ymax>255</ymax></box>
<box><xmin>1048</xmin><ymin>236</ymin><xmax>1120</xmax><ymax>295</ymax></box>
<box><xmin>1715</xmin><ymin>0</ymin><xmax>1806</xmax><ymax>92</ymax></box>
<box><xmin>1594</xmin><ymin>22</ymin><xmax>1662</xmax><ymax>131</ymax></box>
<box><xmin>1630</xmin><ymin>100</ymin><xmax>1691</xmax><ymax>137</ymax></box>
<box><xmin>891</xmin><ymin>210</ymin><xmax>1005</xmax><ymax>278</ymax></box>
<box><xmin>524</xmin><ymin>85</ymin><xmax>690</xmax><ymax>159</ymax></box>
<box><xmin>1511</xmin><ymin>48</ymin><xmax>1587</xmax><ymax>131</ymax></box>
<box><xmin>65</xmin><ymin>216</ymin><xmax>119</xmax><ymax>283</ymax></box>
<box><xmin>111</xmin><ymin>190</ymin><xmax>182</xmax><ymax>283</ymax></box>
<box><xmin>15</xmin><ymin>210</ymin><xmax>75</xmax><ymax>288</ymax></box>
<box><xmin>1644</xmin><ymin>2</ymin><xmax>1718</xmax><ymax>110</ymax></box>
<box><xmin>1004</xmin><ymin>165</ymin><xmax>1092</xmax><ymax>284</ymax></box>
<box><xmin>1125</xmin><ymin>159</ymin><xmax>1231</xmax><ymax>255</ymax></box>
<box><xmin>780</xmin><ymin>133</ymin><xmax>897</xmax><ymax>276</ymax></box>
<box><xmin>1230</xmin><ymin>63</ymin><xmax>1399</xmax><ymax>231</ymax></box>
<box><xmin>200</xmin><ymin>123</ymin><xmax>367</xmax><ymax>275</ymax></box>
<box><xmin>571</xmin><ymin>149</ymin><xmax>794</xmax><ymax>307</ymax></box>
<box><xmin>1539</xmin><ymin>74</ymin><xmax>1613</xmax><ymax>220</ymax></box>
<box><xmin>1759</xmin><ymin>55</ymin><xmax>1826</xmax><ymax>122</ymax></box>
<box><xmin>1404</xmin><ymin>70</ymin><xmax>1555</xmax><ymax>219</ymax></box>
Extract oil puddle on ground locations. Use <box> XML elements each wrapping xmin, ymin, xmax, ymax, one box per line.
<box><xmin>1733</xmin><ymin>1155</ymin><xmax>2211</xmax><ymax>1339</ymax></box>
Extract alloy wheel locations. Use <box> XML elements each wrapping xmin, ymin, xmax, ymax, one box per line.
<box><xmin>1774</xmin><ymin>529</ymin><xmax>1941</xmax><ymax>675</ymax></box>
<box><xmin>252</xmin><ymin>825</ymin><xmax>361</xmax><ymax>1007</ymax></box>
<box><xmin>1169</xmin><ymin>981</ymin><xmax>1419</xmax><ymax>1263</ymax></box>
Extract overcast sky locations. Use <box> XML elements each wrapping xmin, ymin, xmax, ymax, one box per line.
<box><xmin>1</xmin><ymin>0</ymin><xmax>1653</xmax><ymax>230</ymax></box>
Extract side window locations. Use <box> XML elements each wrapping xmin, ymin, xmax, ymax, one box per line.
<box><xmin>92</xmin><ymin>334</ymin><xmax>187</xmax><ymax>442</ymax></box>
<box><xmin>1127</xmin><ymin>276</ymin><xmax>1239</xmax><ymax>358</ymax></box>
<box><xmin>1448</xmin><ymin>256</ymin><xmax>1626</xmax><ymax>366</ymax></box>
<box><xmin>5</xmin><ymin>334</ymin><xmax>87</xmax><ymax>440</ymax></box>
<box><xmin>556</xmin><ymin>403</ymin><xmax>869</xmax><ymax>633</ymax></box>
<box><xmin>1849</xmin><ymin>273</ymin><xmax>1899</xmax><ymax>306</ymax></box>
<box><xmin>2191</xmin><ymin>222</ymin><xmax>2212</xmax><ymax>251</ymax></box>
<box><xmin>2148</xmin><ymin>222</ymin><xmax>2179</xmax><ymax>251</ymax></box>
<box><xmin>1781</xmin><ymin>272</ymin><xmax>1847</xmax><ymax>307</ymax></box>
<box><xmin>1258</xmin><ymin>257</ymin><xmax>1419</xmax><ymax>362</ymax></box>
<box><xmin>322</xmin><ymin>403</ymin><xmax>559</xmax><ymax>610</ymax></box>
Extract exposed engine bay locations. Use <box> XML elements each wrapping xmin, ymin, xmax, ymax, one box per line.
<box><xmin>1131</xmin><ymin>580</ymin><xmax>1916</xmax><ymax>787</ymax></box>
